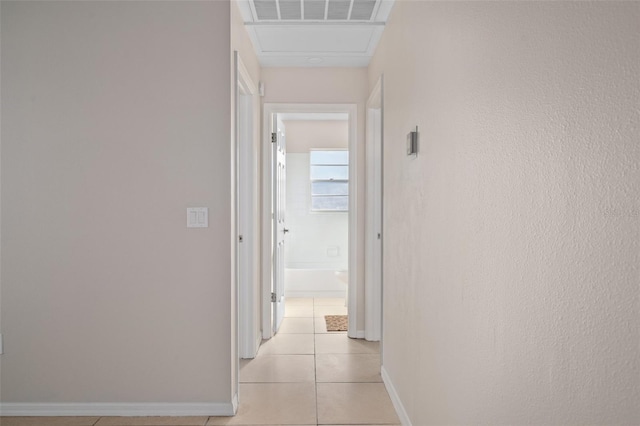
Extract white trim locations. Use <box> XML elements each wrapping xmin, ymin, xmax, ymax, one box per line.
<box><xmin>254</xmin><ymin>333</ymin><xmax>262</xmax><ymax>355</ymax></box>
<box><xmin>373</xmin><ymin>0</ymin><xmax>396</xmax><ymax>22</ymax></box>
<box><xmin>364</xmin><ymin>76</ymin><xmax>383</xmax><ymax>342</ymax></box>
<box><xmin>262</xmin><ymin>103</ymin><xmax>359</xmax><ymax>340</ymax></box>
<box><xmin>232</xmin><ymin>392</ymin><xmax>239</xmax><ymax>415</ymax></box>
<box><xmin>235</xmin><ymin>51</ymin><xmax>260</xmax><ymax>360</ymax></box>
<box><xmin>261</xmin><ymin>106</ymin><xmax>273</xmax><ymax>340</ymax></box>
<box><xmin>346</xmin><ymin>105</ymin><xmax>358</xmax><ymax>339</ymax></box>
<box><xmin>236</xmin><ymin>0</ymin><xmax>255</xmax><ymax>22</ymax></box>
<box><xmin>244</xmin><ymin>21</ymin><xmax>386</xmax><ymax>27</ymax></box>
<box><xmin>381</xmin><ymin>366</ymin><xmax>412</xmax><ymax>426</ymax></box>
<box><xmin>354</xmin><ymin>330</ymin><xmax>366</xmax><ymax>339</ymax></box>
<box><xmin>0</xmin><ymin>403</ymin><xmax>235</xmax><ymax>417</ymax></box>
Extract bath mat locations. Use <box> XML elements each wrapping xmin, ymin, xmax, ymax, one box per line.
<box><xmin>325</xmin><ymin>315</ymin><xmax>348</xmax><ymax>332</ymax></box>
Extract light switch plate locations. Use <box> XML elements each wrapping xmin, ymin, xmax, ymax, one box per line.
<box><xmin>187</xmin><ymin>207</ymin><xmax>208</xmax><ymax>228</ymax></box>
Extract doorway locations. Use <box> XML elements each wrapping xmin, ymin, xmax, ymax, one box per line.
<box><xmin>262</xmin><ymin>104</ymin><xmax>359</xmax><ymax>340</ymax></box>
<box><xmin>280</xmin><ymin>114</ymin><xmax>350</xmax><ymax>303</ymax></box>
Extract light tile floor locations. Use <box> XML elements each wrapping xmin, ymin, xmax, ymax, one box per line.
<box><xmin>1</xmin><ymin>298</ymin><xmax>399</xmax><ymax>426</ymax></box>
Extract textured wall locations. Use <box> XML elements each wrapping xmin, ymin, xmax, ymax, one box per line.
<box><xmin>369</xmin><ymin>1</ymin><xmax>640</xmax><ymax>424</ymax></box>
<box><xmin>1</xmin><ymin>1</ymin><xmax>233</xmax><ymax>404</ymax></box>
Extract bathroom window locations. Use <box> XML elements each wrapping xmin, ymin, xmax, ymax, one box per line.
<box><xmin>310</xmin><ymin>150</ymin><xmax>349</xmax><ymax>212</ymax></box>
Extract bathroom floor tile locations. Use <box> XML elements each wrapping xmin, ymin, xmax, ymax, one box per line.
<box><xmin>240</xmin><ymin>354</ymin><xmax>315</xmax><ymax>383</ymax></box>
<box><xmin>278</xmin><ymin>317</ymin><xmax>314</xmax><ymax>334</ymax></box>
<box><xmin>315</xmin><ymin>354</ymin><xmax>382</xmax><ymax>383</ymax></box>
<box><xmin>316</xmin><ymin>383</ymin><xmax>399</xmax><ymax>425</ymax></box>
<box><xmin>258</xmin><ymin>333</ymin><xmax>315</xmax><ymax>355</ymax></box>
<box><xmin>314</xmin><ymin>316</ymin><xmax>328</xmax><ymax>333</ymax></box>
<box><xmin>284</xmin><ymin>306</ymin><xmax>314</xmax><ymax>318</ymax></box>
<box><xmin>313</xmin><ymin>298</ymin><xmax>346</xmax><ymax>306</ymax></box>
<box><xmin>315</xmin><ymin>334</ymin><xmax>379</xmax><ymax>354</ymax></box>
<box><xmin>313</xmin><ymin>306</ymin><xmax>347</xmax><ymax>318</ymax></box>
<box><xmin>285</xmin><ymin>298</ymin><xmax>314</xmax><ymax>307</ymax></box>
<box><xmin>207</xmin><ymin>383</ymin><xmax>316</xmax><ymax>425</ymax></box>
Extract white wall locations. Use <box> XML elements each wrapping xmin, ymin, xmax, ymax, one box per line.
<box><xmin>369</xmin><ymin>2</ymin><xmax>640</xmax><ymax>425</ymax></box>
<box><xmin>284</xmin><ymin>120</ymin><xmax>349</xmax><ymax>153</ymax></box>
<box><xmin>284</xmin><ymin>120</ymin><xmax>348</xmax><ymax>271</ymax></box>
<box><xmin>262</xmin><ymin>68</ymin><xmax>368</xmax><ymax>329</ymax></box>
<box><xmin>1</xmin><ymin>0</ymin><xmax>234</xmax><ymax>410</ymax></box>
<box><xmin>285</xmin><ymin>153</ymin><xmax>348</xmax><ymax>271</ymax></box>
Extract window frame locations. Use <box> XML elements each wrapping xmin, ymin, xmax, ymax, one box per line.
<box><xmin>309</xmin><ymin>149</ymin><xmax>349</xmax><ymax>213</ymax></box>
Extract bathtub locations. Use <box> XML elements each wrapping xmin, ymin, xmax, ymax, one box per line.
<box><xmin>284</xmin><ymin>268</ymin><xmax>347</xmax><ymax>299</ymax></box>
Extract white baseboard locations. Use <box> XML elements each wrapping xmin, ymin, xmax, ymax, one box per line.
<box><xmin>0</xmin><ymin>402</ymin><xmax>235</xmax><ymax>417</ymax></box>
<box><xmin>347</xmin><ymin>329</ymin><xmax>366</xmax><ymax>339</ymax></box>
<box><xmin>381</xmin><ymin>366</ymin><xmax>412</xmax><ymax>426</ymax></box>
<box><xmin>254</xmin><ymin>333</ymin><xmax>263</xmax><ymax>356</ymax></box>
<box><xmin>231</xmin><ymin>392</ymin><xmax>238</xmax><ymax>415</ymax></box>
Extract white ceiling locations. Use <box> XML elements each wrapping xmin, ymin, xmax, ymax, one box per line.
<box><xmin>237</xmin><ymin>0</ymin><xmax>395</xmax><ymax>67</ymax></box>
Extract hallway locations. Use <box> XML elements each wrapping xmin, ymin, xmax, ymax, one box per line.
<box><xmin>0</xmin><ymin>298</ymin><xmax>399</xmax><ymax>426</ymax></box>
<box><xmin>212</xmin><ymin>297</ymin><xmax>400</xmax><ymax>425</ymax></box>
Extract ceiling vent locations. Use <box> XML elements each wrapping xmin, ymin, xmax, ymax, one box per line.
<box><xmin>238</xmin><ymin>0</ymin><xmax>394</xmax><ymax>67</ymax></box>
<box><xmin>251</xmin><ymin>0</ymin><xmax>381</xmax><ymax>21</ymax></box>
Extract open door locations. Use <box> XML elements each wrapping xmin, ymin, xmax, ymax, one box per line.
<box><xmin>365</xmin><ymin>77</ymin><xmax>383</xmax><ymax>342</ymax></box>
<box><xmin>271</xmin><ymin>114</ymin><xmax>287</xmax><ymax>334</ymax></box>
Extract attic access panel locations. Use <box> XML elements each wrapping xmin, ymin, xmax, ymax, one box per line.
<box><xmin>255</xmin><ymin>25</ymin><xmax>376</xmax><ymax>53</ymax></box>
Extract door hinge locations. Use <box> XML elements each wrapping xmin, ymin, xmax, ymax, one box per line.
<box><xmin>271</xmin><ymin>292</ymin><xmax>277</xmax><ymax>302</ymax></box>
<box><xmin>271</xmin><ymin>132</ymin><xmax>277</xmax><ymax>143</ymax></box>
<box><xmin>238</xmin><ymin>234</ymin><xmax>244</xmax><ymax>243</ymax></box>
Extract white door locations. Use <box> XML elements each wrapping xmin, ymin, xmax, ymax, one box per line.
<box><xmin>272</xmin><ymin>114</ymin><xmax>287</xmax><ymax>334</ymax></box>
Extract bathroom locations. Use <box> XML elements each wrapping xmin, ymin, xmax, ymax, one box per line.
<box><xmin>282</xmin><ymin>114</ymin><xmax>349</xmax><ymax>300</ymax></box>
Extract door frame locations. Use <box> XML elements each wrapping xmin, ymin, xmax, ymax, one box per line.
<box><xmin>270</xmin><ymin>115</ymin><xmax>287</xmax><ymax>335</ymax></box>
<box><xmin>262</xmin><ymin>103</ymin><xmax>359</xmax><ymax>339</ymax></box>
<box><xmin>235</xmin><ymin>52</ymin><xmax>260</xmax><ymax>361</ymax></box>
<box><xmin>365</xmin><ymin>76</ymin><xmax>384</xmax><ymax>342</ymax></box>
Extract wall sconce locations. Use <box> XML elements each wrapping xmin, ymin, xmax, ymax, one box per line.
<box><xmin>407</xmin><ymin>126</ymin><xmax>418</xmax><ymax>156</ymax></box>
